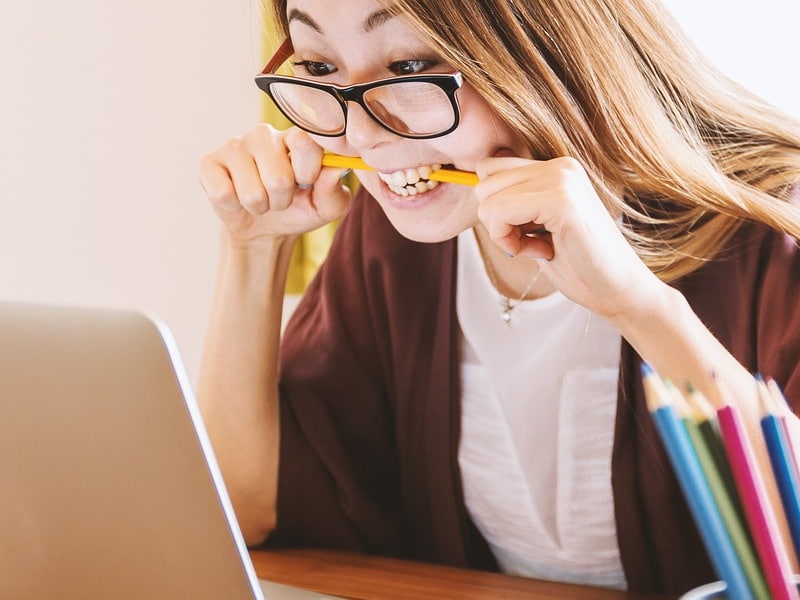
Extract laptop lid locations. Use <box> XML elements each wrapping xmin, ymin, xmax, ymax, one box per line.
<box><xmin>0</xmin><ymin>301</ymin><xmax>264</xmax><ymax>599</ymax></box>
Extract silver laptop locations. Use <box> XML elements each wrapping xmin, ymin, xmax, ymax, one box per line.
<box><xmin>0</xmin><ymin>301</ymin><xmax>340</xmax><ymax>599</ymax></box>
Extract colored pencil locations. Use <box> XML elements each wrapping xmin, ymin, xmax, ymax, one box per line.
<box><xmin>321</xmin><ymin>153</ymin><xmax>480</xmax><ymax>186</ymax></box>
<box><xmin>685</xmin><ymin>384</ymin><xmax>743</xmax><ymax>514</ymax></box>
<box><xmin>758</xmin><ymin>377</ymin><xmax>800</xmax><ymax>562</ymax></box>
<box><xmin>674</xmin><ymin>382</ymin><xmax>769</xmax><ymax>600</ymax></box>
<box><xmin>717</xmin><ymin>401</ymin><xmax>800</xmax><ymax>600</ymax></box>
<box><xmin>766</xmin><ymin>378</ymin><xmax>800</xmax><ymax>485</ymax></box>
<box><xmin>642</xmin><ymin>367</ymin><xmax>755</xmax><ymax>600</ymax></box>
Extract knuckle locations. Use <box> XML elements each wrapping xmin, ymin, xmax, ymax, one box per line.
<box><xmin>239</xmin><ymin>191</ymin><xmax>268</xmax><ymax>213</ymax></box>
<box><xmin>206</xmin><ymin>186</ymin><xmax>236</xmax><ymax>208</ymax></box>
<box><xmin>263</xmin><ymin>173</ymin><xmax>296</xmax><ymax>194</ymax></box>
<box><xmin>551</xmin><ymin>155</ymin><xmax>584</xmax><ymax>176</ymax></box>
<box><xmin>222</xmin><ymin>135</ymin><xmax>246</xmax><ymax>154</ymax></box>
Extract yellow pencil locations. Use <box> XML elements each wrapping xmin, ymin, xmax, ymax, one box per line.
<box><xmin>321</xmin><ymin>153</ymin><xmax>479</xmax><ymax>187</ymax></box>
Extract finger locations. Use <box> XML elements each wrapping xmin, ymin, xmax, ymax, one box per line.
<box><xmin>486</xmin><ymin>223</ymin><xmax>554</xmax><ymax>261</ymax></box>
<box><xmin>311</xmin><ymin>167</ymin><xmax>354</xmax><ymax>222</ymax></box>
<box><xmin>220</xmin><ymin>146</ymin><xmax>270</xmax><ymax>215</ymax></box>
<box><xmin>199</xmin><ymin>153</ymin><xmax>242</xmax><ymax>214</ymax></box>
<box><xmin>475</xmin><ymin>155</ymin><xmax>532</xmax><ymax>179</ymax></box>
<box><xmin>475</xmin><ymin>156</ymin><xmax>575</xmax><ymax>204</ymax></box>
<box><xmin>517</xmin><ymin>231</ymin><xmax>555</xmax><ymax>260</ymax></box>
<box><xmin>242</xmin><ymin>127</ymin><xmax>297</xmax><ymax>212</ymax></box>
<box><xmin>478</xmin><ymin>186</ymin><xmax>551</xmax><ymax>234</ymax></box>
<box><xmin>284</xmin><ymin>128</ymin><xmax>324</xmax><ymax>186</ymax></box>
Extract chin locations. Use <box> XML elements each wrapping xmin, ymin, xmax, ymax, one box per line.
<box><xmin>358</xmin><ymin>175</ymin><xmax>476</xmax><ymax>244</ymax></box>
<box><xmin>389</xmin><ymin>219</ymin><xmax>463</xmax><ymax>244</ymax></box>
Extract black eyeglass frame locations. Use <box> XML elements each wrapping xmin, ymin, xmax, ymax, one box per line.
<box><xmin>254</xmin><ymin>38</ymin><xmax>463</xmax><ymax>140</ymax></box>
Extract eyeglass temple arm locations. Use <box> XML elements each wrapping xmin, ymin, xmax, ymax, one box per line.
<box><xmin>260</xmin><ymin>38</ymin><xmax>294</xmax><ymax>75</ymax></box>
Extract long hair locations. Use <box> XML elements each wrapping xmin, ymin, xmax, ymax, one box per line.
<box><xmin>267</xmin><ymin>0</ymin><xmax>800</xmax><ymax>280</ymax></box>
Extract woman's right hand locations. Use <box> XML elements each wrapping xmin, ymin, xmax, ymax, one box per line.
<box><xmin>199</xmin><ymin>124</ymin><xmax>353</xmax><ymax>243</ymax></box>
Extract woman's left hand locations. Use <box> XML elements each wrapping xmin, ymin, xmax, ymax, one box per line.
<box><xmin>475</xmin><ymin>155</ymin><xmax>663</xmax><ymax>320</ymax></box>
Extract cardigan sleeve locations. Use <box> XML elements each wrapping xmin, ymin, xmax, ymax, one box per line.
<box><xmin>266</xmin><ymin>189</ymin><xmax>411</xmax><ymax>554</ymax></box>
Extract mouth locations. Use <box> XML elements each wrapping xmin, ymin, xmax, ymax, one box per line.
<box><xmin>377</xmin><ymin>163</ymin><xmax>448</xmax><ymax>197</ymax></box>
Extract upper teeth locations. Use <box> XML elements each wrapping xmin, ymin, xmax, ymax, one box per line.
<box><xmin>378</xmin><ymin>164</ymin><xmax>442</xmax><ymax>197</ymax></box>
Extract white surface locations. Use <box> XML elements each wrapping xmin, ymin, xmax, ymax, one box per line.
<box><xmin>661</xmin><ymin>0</ymin><xmax>800</xmax><ymax>120</ymax></box>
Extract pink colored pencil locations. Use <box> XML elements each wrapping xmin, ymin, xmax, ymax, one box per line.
<box><xmin>717</xmin><ymin>403</ymin><xmax>800</xmax><ymax>600</ymax></box>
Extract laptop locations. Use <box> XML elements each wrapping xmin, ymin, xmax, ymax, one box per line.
<box><xmin>0</xmin><ymin>301</ymin><xmax>342</xmax><ymax>599</ymax></box>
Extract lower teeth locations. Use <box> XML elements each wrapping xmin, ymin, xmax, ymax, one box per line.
<box><xmin>390</xmin><ymin>179</ymin><xmax>439</xmax><ymax>197</ymax></box>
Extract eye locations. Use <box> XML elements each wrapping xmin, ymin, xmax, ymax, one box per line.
<box><xmin>388</xmin><ymin>59</ymin><xmax>440</xmax><ymax>76</ymax></box>
<box><xmin>292</xmin><ymin>60</ymin><xmax>337</xmax><ymax>77</ymax></box>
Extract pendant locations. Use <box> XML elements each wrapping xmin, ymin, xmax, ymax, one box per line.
<box><xmin>500</xmin><ymin>298</ymin><xmax>513</xmax><ymax>326</ymax></box>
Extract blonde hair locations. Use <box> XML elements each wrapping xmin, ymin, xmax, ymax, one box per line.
<box><xmin>268</xmin><ymin>0</ymin><xmax>800</xmax><ymax>280</ymax></box>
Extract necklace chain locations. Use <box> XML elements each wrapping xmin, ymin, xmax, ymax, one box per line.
<box><xmin>473</xmin><ymin>230</ymin><xmax>541</xmax><ymax>327</ymax></box>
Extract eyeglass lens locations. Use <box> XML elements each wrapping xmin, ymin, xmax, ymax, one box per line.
<box><xmin>268</xmin><ymin>80</ymin><xmax>456</xmax><ymax>137</ymax></box>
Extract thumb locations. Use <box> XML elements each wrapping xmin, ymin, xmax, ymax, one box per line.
<box><xmin>311</xmin><ymin>167</ymin><xmax>353</xmax><ymax>222</ymax></box>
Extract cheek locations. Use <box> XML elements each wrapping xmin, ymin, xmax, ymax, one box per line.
<box><xmin>434</xmin><ymin>88</ymin><xmax>523</xmax><ymax>162</ymax></box>
<box><xmin>309</xmin><ymin>134</ymin><xmax>351</xmax><ymax>155</ymax></box>
<box><xmin>354</xmin><ymin>172</ymin><xmax>382</xmax><ymax>198</ymax></box>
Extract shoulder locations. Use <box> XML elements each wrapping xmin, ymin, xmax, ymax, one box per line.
<box><xmin>676</xmin><ymin>221</ymin><xmax>799</xmax><ymax>297</ymax></box>
<box><xmin>675</xmin><ymin>221</ymin><xmax>800</xmax><ymax>398</ymax></box>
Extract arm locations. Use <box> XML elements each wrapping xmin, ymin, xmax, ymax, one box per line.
<box><xmin>475</xmin><ymin>155</ymin><xmax>799</xmax><ymax>564</ymax></box>
<box><xmin>196</xmin><ymin>236</ymin><xmax>293</xmax><ymax>545</ymax></box>
<box><xmin>196</xmin><ymin>124</ymin><xmax>351</xmax><ymax>545</ymax></box>
<box><xmin>475</xmin><ymin>155</ymin><xmax>789</xmax><ymax>408</ymax></box>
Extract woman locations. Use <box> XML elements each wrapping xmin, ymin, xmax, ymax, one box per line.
<box><xmin>197</xmin><ymin>0</ymin><xmax>800</xmax><ymax>594</ymax></box>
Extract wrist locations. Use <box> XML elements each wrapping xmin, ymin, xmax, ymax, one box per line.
<box><xmin>607</xmin><ymin>276</ymin><xmax>680</xmax><ymax>340</ymax></box>
<box><xmin>220</xmin><ymin>228</ymin><xmax>299</xmax><ymax>260</ymax></box>
<box><xmin>215</xmin><ymin>229</ymin><xmax>298</xmax><ymax>303</ymax></box>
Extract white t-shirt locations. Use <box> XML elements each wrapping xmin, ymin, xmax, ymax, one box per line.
<box><xmin>456</xmin><ymin>229</ymin><xmax>627</xmax><ymax>589</ymax></box>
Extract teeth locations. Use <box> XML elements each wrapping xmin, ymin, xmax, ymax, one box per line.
<box><xmin>405</xmin><ymin>169</ymin><xmax>420</xmax><ymax>185</ymax></box>
<box><xmin>378</xmin><ymin>164</ymin><xmax>443</xmax><ymax>197</ymax></box>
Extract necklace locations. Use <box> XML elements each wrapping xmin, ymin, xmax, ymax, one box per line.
<box><xmin>473</xmin><ymin>230</ymin><xmax>541</xmax><ymax>327</ymax></box>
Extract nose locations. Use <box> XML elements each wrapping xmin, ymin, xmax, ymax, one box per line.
<box><xmin>343</xmin><ymin>101</ymin><xmax>397</xmax><ymax>150</ymax></box>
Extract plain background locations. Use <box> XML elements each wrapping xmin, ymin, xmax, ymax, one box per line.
<box><xmin>1</xmin><ymin>0</ymin><xmax>798</xmax><ymax>384</ymax></box>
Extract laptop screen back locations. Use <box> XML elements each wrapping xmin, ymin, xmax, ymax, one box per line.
<box><xmin>0</xmin><ymin>302</ymin><xmax>263</xmax><ymax>599</ymax></box>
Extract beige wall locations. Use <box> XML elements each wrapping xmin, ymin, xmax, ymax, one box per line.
<box><xmin>0</xmin><ymin>0</ymin><xmax>264</xmax><ymax>383</ymax></box>
<box><xmin>0</xmin><ymin>1</ymin><xmax>797</xmax><ymax>385</ymax></box>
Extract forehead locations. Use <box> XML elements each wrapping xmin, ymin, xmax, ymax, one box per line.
<box><xmin>285</xmin><ymin>0</ymin><xmax>405</xmax><ymax>39</ymax></box>
<box><xmin>284</xmin><ymin>0</ymin><xmax>435</xmax><ymax>70</ymax></box>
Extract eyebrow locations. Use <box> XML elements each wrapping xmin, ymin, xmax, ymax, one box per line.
<box><xmin>287</xmin><ymin>9</ymin><xmax>322</xmax><ymax>33</ymax></box>
<box><xmin>286</xmin><ymin>7</ymin><xmax>395</xmax><ymax>35</ymax></box>
<box><xmin>362</xmin><ymin>8</ymin><xmax>394</xmax><ymax>33</ymax></box>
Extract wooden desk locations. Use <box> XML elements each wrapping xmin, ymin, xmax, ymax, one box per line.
<box><xmin>250</xmin><ymin>549</ymin><xmax>670</xmax><ymax>599</ymax></box>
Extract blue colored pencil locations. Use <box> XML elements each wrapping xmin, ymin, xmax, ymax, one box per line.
<box><xmin>766</xmin><ymin>378</ymin><xmax>800</xmax><ymax>486</ymax></box>
<box><xmin>758</xmin><ymin>377</ymin><xmax>800</xmax><ymax>561</ymax></box>
<box><xmin>642</xmin><ymin>365</ymin><xmax>755</xmax><ymax>600</ymax></box>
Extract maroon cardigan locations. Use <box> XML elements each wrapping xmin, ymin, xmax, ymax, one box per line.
<box><xmin>269</xmin><ymin>187</ymin><xmax>800</xmax><ymax>595</ymax></box>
